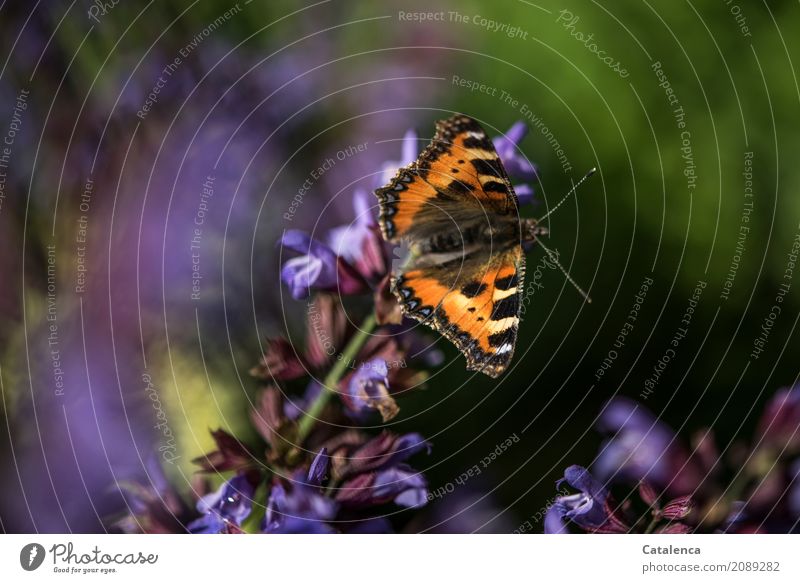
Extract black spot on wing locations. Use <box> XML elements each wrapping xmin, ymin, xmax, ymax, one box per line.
<box><xmin>490</xmin><ymin>294</ymin><xmax>520</xmax><ymax>321</ymax></box>
<box><xmin>461</xmin><ymin>281</ymin><xmax>487</xmax><ymax>298</ymax></box>
<box><xmin>482</xmin><ymin>181</ymin><xmax>512</xmax><ymax>194</ymax></box>
<box><xmin>463</xmin><ymin>136</ymin><xmax>493</xmax><ymax>150</ymax></box>
<box><xmin>471</xmin><ymin>158</ymin><xmax>504</xmax><ymax>177</ymax></box>
<box><xmin>495</xmin><ymin>273</ymin><xmax>518</xmax><ymax>291</ymax></box>
<box><xmin>488</xmin><ymin>326</ymin><xmax>516</xmax><ymax>348</ymax></box>
<box><xmin>446</xmin><ymin>178</ymin><xmax>475</xmax><ymax>196</ymax></box>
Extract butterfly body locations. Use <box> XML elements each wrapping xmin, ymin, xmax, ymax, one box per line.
<box><xmin>375</xmin><ymin>115</ymin><xmax>545</xmax><ymax>377</ymax></box>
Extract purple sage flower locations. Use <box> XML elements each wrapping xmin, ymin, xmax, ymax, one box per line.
<box><xmin>513</xmin><ymin>183</ymin><xmax>535</xmax><ymax>207</ymax></box>
<box><xmin>188</xmin><ymin>474</ymin><xmax>255</xmax><ymax>534</ymax></box>
<box><xmin>544</xmin><ymin>465</ymin><xmax>612</xmax><ymax>534</ymax></box>
<box><xmin>373</xmin><ymin>466</ymin><xmax>428</xmax><ymax>508</ymax></box>
<box><xmin>279</xmin><ymin>230</ymin><xmax>367</xmax><ymax>299</ymax></box>
<box><xmin>342</xmin><ymin>358</ymin><xmax>399</xmax><ymax>422</ymax></box>
<box><xmin>493</xmin><ymin>121</ymin><xmax>538</xmax><ymax>183</ymax></box>
<box><xmin>377</xmin><ymin>128</ymin><xmax>418</xmax><ymax>188</ymax></box>
<box><xmin>327</xmin><ymin>189</ymin><xmax>388</xmax><ymax>283</ymax></box>
<box><xmin>331</xmin><ymin>432</ymin><xmax>430</xmax><ymax>509</ymax></box>
<box><xmin>263</xmin><ymin>482</ymin><xmax>337</xmax><ymax>534</ymax></box>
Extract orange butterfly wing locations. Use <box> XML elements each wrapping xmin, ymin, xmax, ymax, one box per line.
<box><xmin>417</xmin><ymin>115</ymin><xmax>519</xmax><ymax>214</ymax></box>
<box><xmin>393</xmin><ymin>247</ymin><xmax>524</xmax><ymax>378</ymax></box>
<box><xmin>376</xmin><ymin>115</ymin><xmax>519</xmax><ymax>243</ymax></box>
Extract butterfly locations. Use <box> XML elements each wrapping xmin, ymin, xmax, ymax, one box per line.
<box><xmin>374</xmin><ymin>115</ymin><xmax>550</xmax><ymax>377</ymax></box>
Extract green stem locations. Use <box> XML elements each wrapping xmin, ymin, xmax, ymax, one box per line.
<box><xmin>643</xmin><ymin>512</ymin><xmax>661</xmax><ymax>534</ymax></box>
<box><xmin>295</xmin><ymin>312</ymin><xmax>377</xmax><ymax>444</ymax></box>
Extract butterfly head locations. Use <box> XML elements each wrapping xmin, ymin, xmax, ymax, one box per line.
<box><xmin>521</xmin><ymin>218</ymin><xmax>548</xmax><ymax>244</ymax></box>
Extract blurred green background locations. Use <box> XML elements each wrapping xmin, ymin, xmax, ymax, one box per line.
<box><xmin>1</xmin><ymin>0</ymin><xmax>799</xmax><ymax>532</ymax></box>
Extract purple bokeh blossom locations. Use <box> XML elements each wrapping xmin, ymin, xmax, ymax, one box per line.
<box><xmin>594</xmin><ymin>397</ymin><xmax>702</xmax><ymax>495</ymax></box>
<box><xmin>756</xmin><ymin>385</ymin><xmax>800</xmax><ymax>453</ymax></box>
<box><xmin>376</xmin><ymin>129</ymin><xmax>418</xmax><ymax>188</ymax></box>
<box><xmin>493</xmin><ymin>121</ymin><xmax>538</xmax><ymax>206</ymax></box>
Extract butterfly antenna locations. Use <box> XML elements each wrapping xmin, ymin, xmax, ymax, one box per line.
<box><xmin>537</xmin><ymin>167</ymin><xmax>597</xmax><ymax>223</ymax></box>
<box><xmin>535</xmin><ymin>238</ymin><xmax>592</xmax><ymax>303</ymax></box>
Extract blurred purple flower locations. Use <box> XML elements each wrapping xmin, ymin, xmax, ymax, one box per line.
<box><xmin>263</xmin><ymin>482</ymin><xmax>337</xmax><ymax>534</ymax></box>
<box><xmin>279</xmin><ymin>190</ymin><xmax>389</xmax><ymax>300</ymax></box>
<box><xmin>544</xmin><ymin>504</ymin><xmax>569</xmax><ymax>535</ymax></box>
<box><xmin>513</xmin><ymin>183</ymin><xmax>535</xmax><ymax>207</ymax></box>
<box><xmin>377</xmin><ymin>129</ymin><xmax>418</xmax><ymax>188</ymax></box>
<box><xmin>756</xmin><ymin>385</ymin><xmax>800</xmax><ymax>454</ymax></box>
<box><xmin>721</xmin><ymin>500</ymin><xmax>748</xmax><ymax>532</ymax></box>
<box><xmin>545</xmin><ymin>465</ymin><xmax>613</xmax><ymax>534</ymax></box>
<box><xmin>595</xmin><ymin>398</ymin><xmax>673</xmax><ymax>484</ymax></box>
<box><xmin>188</xmin><ymin>474</ymin><xmax>255</xmax><ymax>534</ymax></box>
<box><xmin>279</xmin><ymin>230</ymin><xmax>367</xmax><ymax>299</ymax></box>
<box><xmin>594</xmin><ymin>397</ymin><xmax>702</xmax><ymax>495</ymax></box>
<box><xmin>327</xmin><ymin>189</ymin><xmax>388</xmax><ymax>283</ymax></box>
<box><xmin>389</xmin><ymin>322</ymin><xmax>445</xmax><ymax>367</ymax></box>
<box><xmin>342</xmin><ymin>358</ymin><xmax>399</xmax><ymax>422</ymax></box>
<box><xmin>493</xmin><ymin>121</ymin><xmax>538</xmax><ymax>182</ymax></box>
<box><xmin>378</xmin><ymin>432</ymin><xmax>431</xmax><ymax>469</ymax></box>
<box><xmin>373</xmin><ymin>466</ymin><xmax>428</xmax><ymax>507</ymax></box>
